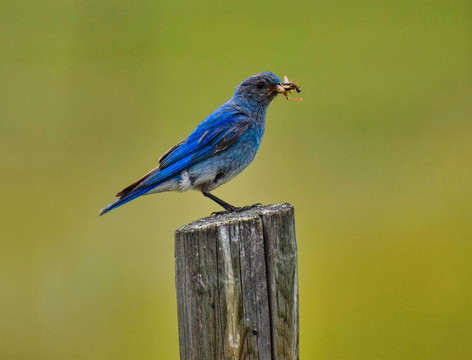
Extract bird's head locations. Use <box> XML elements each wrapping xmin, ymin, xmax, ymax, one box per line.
<box><xmin>233</xmin><ymin>72</ymin><xmax>301</xmax><ymax>108</ymax></box>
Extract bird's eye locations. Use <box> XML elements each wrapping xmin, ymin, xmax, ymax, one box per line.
<box><xmin>256</xmin><ymin>82</ymin><xmax>265</xmax><ymax>89</ymax></box>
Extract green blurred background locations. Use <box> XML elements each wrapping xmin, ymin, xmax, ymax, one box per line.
<box><xmin>1</xmin><ymin>0</ymin><xmax>471</xmax><ymax>358</ymax></box>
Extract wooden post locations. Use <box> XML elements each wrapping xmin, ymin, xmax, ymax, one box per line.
<box><xmin>175</xmin><ymin>203</ymin><xmax>299</xmax><ymax>360</ymax></box>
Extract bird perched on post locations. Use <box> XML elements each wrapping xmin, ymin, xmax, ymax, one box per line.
<box><xmin>99</xmin><ymin>72</ymin><xmax>301</xmax><ymax>216</ymax></box>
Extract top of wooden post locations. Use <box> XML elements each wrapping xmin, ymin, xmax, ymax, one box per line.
<box><xmin>176</xmin><ymin>203</ymin><xmax>294</xmax><ymax>233</ymax></box>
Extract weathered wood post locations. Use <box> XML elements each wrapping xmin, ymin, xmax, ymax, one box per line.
<box><xmin>175</xmin><ymin>203</ymin><xmax>299</xmax><ymax>359</ymax></box>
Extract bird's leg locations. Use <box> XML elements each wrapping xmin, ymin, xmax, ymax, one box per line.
<box><xmin>202</xmin><ymin>191</ymin><xmax>263</xmax><ymax>216</ymax></box>
<box><xmin>202</xmin><ymin>191</ymin><xmax>237</xmax><ymax>212</ymax></box>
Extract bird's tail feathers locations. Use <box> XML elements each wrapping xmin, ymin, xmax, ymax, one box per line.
<box><xmin>116</xmin><ymin>168</ymin><xmax>158</xmax><ymax>198</ymax></box>
<box><xmin>99</xmin><ymin>167</ymin><xmax>162</xmax><ymax>216</ymax></box>
<box><xmin>99</xmin><ymin>187</ymin><xmax>151</xmax><ymax>216</ymax></box>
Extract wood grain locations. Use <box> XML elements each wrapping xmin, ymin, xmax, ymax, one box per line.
<box><xmin>175</xmin><ymin>203</ymin><xmax>298</xmax><ymax>359</ymax></box>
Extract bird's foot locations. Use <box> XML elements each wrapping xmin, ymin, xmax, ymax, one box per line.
<box><xmin>211</xmin><ymin>210</ymin><xmax>233</xmax><ymax>216</ymax></box>
<box><xmin>211</xmin><ymin>203</ymin><xmax>263</xmax><ymax>216</ymax></box>
<box><xmin>235</xmin><ymin>203</ymin><xmax>263</xmax><ymax>212</ymax></box>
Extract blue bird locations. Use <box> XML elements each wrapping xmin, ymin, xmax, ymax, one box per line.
<box><xmin>99</xmin><ymin>72</ymin><xmax>301</xmax><ymax>216</ymax></box>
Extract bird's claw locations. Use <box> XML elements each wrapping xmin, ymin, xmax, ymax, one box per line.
<box><xmin>239</xmin><ymin>203</ymin><xmax>263</xmax><ymax>210</ymax></box>
<box><xmin>211</xmin><ymin>210</ymin><xmax>233</xmax><ymax>216</ymax></box>
<box><xmin>211</xmin><ymin>203</ymin><xmax>263</xmax><ymax>216</ymax></box>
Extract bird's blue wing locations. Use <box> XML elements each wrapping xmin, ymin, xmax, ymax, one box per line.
<box><xmin>145</xmin><ymin>111</ymin><xmax>251</xmax><ymax>184</ymax></box>
<box><xmin>158</xmin><ymin>110</ymin><xmax>242</xmax><ymax>168</ymax></box>
<box><xmin>99</xmin><ymin>111</ymin><xmax>252</xmax><ymax>215</ymax></box>
<box><xmin>116</xmin><ymin>111</ymin><xmax>252</xmax><ymax>197</ymax></box>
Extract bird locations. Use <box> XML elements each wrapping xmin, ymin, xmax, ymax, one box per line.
<box><xmin>99</xmin><ymin>72</ymin><xmax>301</xmax><ymax>216</ymax></box>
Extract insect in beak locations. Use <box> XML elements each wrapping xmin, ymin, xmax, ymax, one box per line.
<box><xmin>276</xmin><ymin>76</ymin><xmax>302</xmax><ymax>101</ymax></box>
